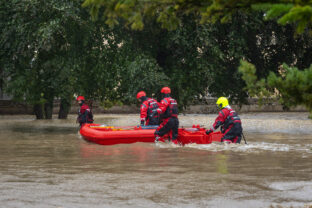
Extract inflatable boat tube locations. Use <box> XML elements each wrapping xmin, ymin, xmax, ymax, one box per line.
<box><xmin>80</xmin><ymin>124</ymin><xmax>222</xmax><ymax>145</ymax></box>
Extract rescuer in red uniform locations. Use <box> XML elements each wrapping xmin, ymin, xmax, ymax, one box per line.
<box><xmin>136</xmin><ymin>91</ymin><xmax>160</xmax><ymax>126</ymax></box>
<box><xmin>206</xmin><ymin>97</ymin><xmax>242</xmax><ymax>143</ymax></box>
<box><xmin>154</xmin><ymin>87</ymin><xmax>179</xmax><ymax>143</ymax></box>
<box><xmin>76</xmin><ymin>96</ymin><xmax>94</xmax><ymax>127</ymax></box>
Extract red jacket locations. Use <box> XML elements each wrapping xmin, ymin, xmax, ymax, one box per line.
<box><xmin>140</xmin><ymin>98</ymin><xmax>159</xmax><ymax>122</ymax></box>
<box><xmin>78</xmin><ymin>103</ymin><xmax>93</xmax><ymax>124</ymax></box>
<box><xmin>79</xmin><ymin>103</ymin><xmax>90</xmax><ymax>114</ymax></box>
<box><xmin>211</xmin><ymin>106</ymin><xmax>241</xmax><ymax>132</ymax></box>
<box><xmin>156</xmin><ymin>97</ymin><xmax>178</xmax><ymax>118</ymax></box>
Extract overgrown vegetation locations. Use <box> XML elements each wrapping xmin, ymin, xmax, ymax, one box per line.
<box><xmin>239</xmin><ymin>61</ymin><xmax>312</xmax><ymax>118</ymax></box>
<box><xmin>1</xmin><ymin>0</ymin><xmax>311</xmax><ymax>119</ymax></box>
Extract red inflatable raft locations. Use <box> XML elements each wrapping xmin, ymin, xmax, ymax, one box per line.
<box><xmin>80</xmin><ymin>124</ymin><xmax>222</xmax><ymax>145</ymax></box>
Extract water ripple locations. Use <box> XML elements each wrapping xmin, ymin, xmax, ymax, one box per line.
<box><xmin>184</xmin><ymin>142</ymin><xmax>312</xmax><ymax>153</ymax></box>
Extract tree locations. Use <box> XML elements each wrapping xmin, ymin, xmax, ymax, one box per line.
<box><xmin>239</xmin><ymin>60</ymin><xmax>312</xmax><ymax>118</ymax></box>
<box><xmin>1</xmin><ymin>0</ymin><xmax>171</xmax><ymax>117</ymax></box>
<box><xmin>111</xmin><ymin>12</ymin><xmax>312</xmax><ymax>106</ymax></box>
<box><xmin>82</xmin><ymin>0</ymin><xmax>312</xmax><ymax>101</ymax></box>
<box><xmin>1</xmin><ymin>0</ymin><xmax>104</xmax><ymax>119</ymax></box>
<box><xmin>2</xmin><ymin>0</ymin><xmax>311</xmax><ymax>119</ymax></box>
<box><xmin>82</xmin><ymin>0</ymin><xmax>312</xmax><ymax>33</ymax></box>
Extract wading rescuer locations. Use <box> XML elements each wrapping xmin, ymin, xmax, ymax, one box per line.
<box><xmin>136</xmin><ymin>91</ymin><xmax>160</xmax><ymax>126</ymax></box>
<box><xmin>154</xmin><ymin>87</ymin><xmax>179</xmax><ymax>143</ymax></box>
<box><xmin>206</xmin><ymin>97</ymin><xmax>243</xmax><ymax>143</ymax></box>
<box><xmin>76</xmin><ymin>96</ymin><xmax>94</xmax><ymax>127</ymax></box>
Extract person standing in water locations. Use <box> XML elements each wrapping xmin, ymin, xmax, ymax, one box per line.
<box><xmin>206</xmin><ymin>97</ymin><xmax>242</xmax><ymax>143</ymax></box>
<box><xmin>136</xmin><ymin>91</ymin><xmax>160</xmax><ymax>126</ymax></box>
<box><xmin>76</xmin><ymin>96</ymin><xmax>94</xmax><ymax>127</ymax></box>
<box><xmin>154</xmin><ymin>87</ymin><xmax>179</xmax><ymax>143</ymax></box>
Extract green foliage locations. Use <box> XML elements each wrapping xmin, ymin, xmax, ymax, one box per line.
<box><xmin>208</xmin><ymin>1</ymin><xmax>312</xmax><ymax>34</ymax></box>
<box><xmin>239</xmin><ymin>60</ymin><xmax>312</xmax><ymax>118</ymax></box>
<box><xmin>82</xmin><ymin>0</ymin><xmax>312</xmax><ymax>34</ymax></box>
<box><xmin>116</xmin><ymin>55</ymin><xmax>169</xmax><ymax>104</ymax></box>
<box><xmin>260</xmin><ymin>4</ymin><xmax>293</xmax><ymax>19</ymax></box>
<box><xmin>82</xmin><ymin>0</ymin><xmax>205</xmax><ymax>30</ymax></box>
<box><xmin>81</xmin><ymin>0</ymin><xmax>312</xmax><ymax>108</ymax></box>
<box><xmin>252</xmin><ymin>2</ymin><xmax>312</xmax><ymax>34</ymax></box>
<box><xmin>100</xmin><ymin>100</ymin><xmax>123</xmax><ymax>109</ymax></box>
<box><xmin>267</xmin><ymin>64</ymin><xmax>312</xmax><ymax>113</ymax></box>
<box><xmin>238</xmin><ymin>60</ymin><xmax>273</xmax><ymax>105</ymax></box>
<box><xmin>73</xmin><ymin>23</ymin><xmax>122</xmax><ymax>102</ymax></box>
<box><xmin>111</xmin><ymin>14</ymin><xmax>252</xmax><ymax>107</ymax></box>
<box><xmin>1</xmin><ymin>0</ymin><xmax>98</xmax><ymax>118</ymax></box>
<box><xmin>277</xmin><ymin>5</ymin><xmax>312</xmax><ymax>33</ymax></box>
<box><xmin>2</xmin><ymin>0</ymin><xmax>312</xmax><ymax>119</ymax></box>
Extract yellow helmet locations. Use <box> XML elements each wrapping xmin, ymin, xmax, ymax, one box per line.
<box><xmin>216</xmin><ymin>97</ymin><xmax>229</xmax><ymax>109</ymax></box>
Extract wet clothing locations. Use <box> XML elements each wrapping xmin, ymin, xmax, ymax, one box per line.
<box><xmin>209</xmin><ymin>105</ymin><xmax>242</xmax><ymax>143</ymax></box>
<box><xmin>156</xmin><ymin>97</ymin><xmax>178</xmax><ymax>118</ymax></box>
<box><xmin>78</xmin><ymin>103</ymin><xmax>94</xmax><ymax>126</ymax></box>
<box><xmin>155</xmin><ymin>117</ymin><xmax>179</xmax><ymax>140</ymax></box>
<box><xmin>140</xmin><ymin>97</ymin><xmax>160</xmax><ymax>125</ymax></box>
<box><xmin>155</xmin><ymin>96</ymin><xmax>179</xmax><ymax>140</ymax></box>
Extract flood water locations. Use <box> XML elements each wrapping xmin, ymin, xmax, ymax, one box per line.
<box><xmin>0</xmin><ymin>113</ymin><xmax>311</xmax><ymax>208</ymax></box>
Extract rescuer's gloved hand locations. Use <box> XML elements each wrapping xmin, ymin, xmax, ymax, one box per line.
<box><xmin>206</xmin><ymin>129</ymin><xmax>213</xmax><ymax>135</ymax></box>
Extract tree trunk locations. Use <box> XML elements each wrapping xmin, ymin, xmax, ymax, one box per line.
<box><xmin>44</xmin><ymin>100</ymin><xmax>53</xmax><ymax>119</ymax></box>
<box><xmin>33</xmin><ymin>104</ymin><xmax>44</xmax><ymax>119</ymax></box>
<box><xmin>58</xmin><ymin>98</ymin><xmax>71</xmax><ymax>119</ymax></box>
<box><xmin>0</xmin><ymin>70</ymin><xmax>3</xmax><ymax>99</ymax></box>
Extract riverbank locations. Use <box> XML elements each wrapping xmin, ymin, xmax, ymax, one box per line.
<box><xmin>0</xmin><ymin>98</ymin><xmax>308</xmax><ymax>115</ymax></box>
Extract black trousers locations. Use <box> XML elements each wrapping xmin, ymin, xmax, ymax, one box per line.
<box><xmin>156</xmin><ymin>117</ymin><xmax>179</xmax><ymax>140</ymax></box>
<box><xmin>222</xmin><ymin>122</ymin><xmax>243</xmax><ymax>143</ymax></box>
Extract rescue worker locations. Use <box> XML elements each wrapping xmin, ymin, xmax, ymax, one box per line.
<box><xmin>76</xmin><ymin>96</ymin><xmax>94</xmax><ymax>127</ymax></box>
<box><xmin>206</xmin><ymin>97</ymin><xmax>242</xmax><ymax>143</ymax></box>
<box><xmin>136</xmin><ymin>91</ymin><xmax>160</xmax><ymax>126</ymax></box>
<box><xmin>154</xmin><ymin>87</ymin><xmax>179</xmax><ymax>143</ymax></box>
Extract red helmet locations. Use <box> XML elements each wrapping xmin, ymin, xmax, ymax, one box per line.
<box><xmin>161</xmin><ymin>87</ymin><xmax>171</xmax><ymax>94</ymax></box>
<box><xmin>136</xmin><ymin>91</ymin><xmax>146</xmax><ymax>99</ymax></box>
<box><xmin>76</xmin><ymin>96</ymin><xmax>85</xmax><ymax>101</ymax></box>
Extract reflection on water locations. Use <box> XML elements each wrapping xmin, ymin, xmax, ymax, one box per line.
<box><xmin>0</xmin><ymin>113</ymin><xmax>311</xmax><ymax>208</ymax></box>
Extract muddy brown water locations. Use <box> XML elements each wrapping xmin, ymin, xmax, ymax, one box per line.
<box><xmin>0</xmin><ymin>113</ymin><xmax>311</xmax><ymax>208</ymax></box>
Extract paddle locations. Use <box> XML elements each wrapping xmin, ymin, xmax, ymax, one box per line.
<box><xmin>242</xmin><ymin>132</ymin><xmax>247</xmax><ymax>144</ymax></box>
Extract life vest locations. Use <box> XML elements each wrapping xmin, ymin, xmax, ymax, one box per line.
<box><xmin>222</xmin><ymin>107</ymin><xmax>241</xmax><ymax>131</ymax></box>
<box><xmin>146</xmin><ymin>98</ymin><xmax>159</xmax><ymax>118</ymax></box>
<box><xmin>87</xmin><ymin>111</ymin><xmax>94</xmax><ymax>122</ymax></box>
<box><xmin>163</xmin><ymin>97</ymin><xmax>178</xmax><ymax>118</ymax></box>
<box><xmin>78</xmin><ymin>104</ymin><xmax>94</xmax><ymax>123</ymax></box>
